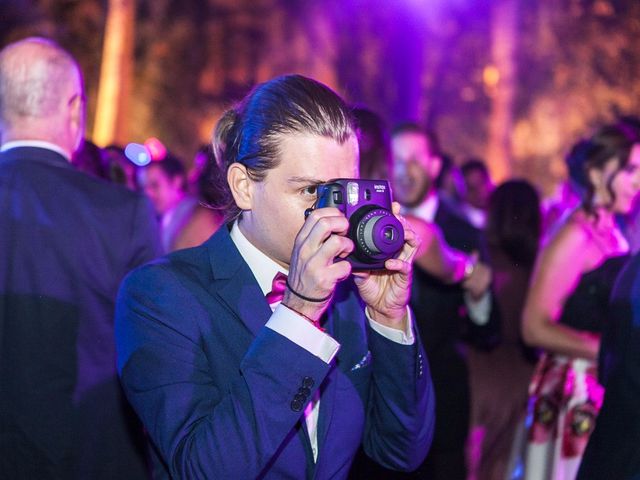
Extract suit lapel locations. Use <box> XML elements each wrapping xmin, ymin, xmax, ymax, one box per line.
<box><xmin>205</xmin><ymin>226</ymin><xmax>272</xmax><ymax>336</ymax></box>
<box><xmin>206</xmin><ymin>228</ymin><xmax>317</xmax><ymax>472</ymax></box>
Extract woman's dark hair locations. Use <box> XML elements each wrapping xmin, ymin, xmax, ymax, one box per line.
<box><xmin>352</xmin><ymin>106</ymin><xmax>391</xmax><ymax>180</ymax></box>
<box><xmin>146</xmin><ymin>152</ymin><xmax>187</xmax><ymax>191</ymax></box>
<box><xmin>210</xmin><ymin>74</ymin><xmax>356</xmax><ymax>220</ymax></box>
<box><xmin>71</xmin><ymin>139</ymin><xmax>109</xmax><ymax>180</ymax></box>
<box><xmin>486</xmin><ymin>179</ymin><xmax>542</xmax><ymax>269</ymax></box>
<box><xmin>197</xmin><ymin>143</ymin><xmax>226</xmax><ymax>205</ymax></box>
<box><xmin>103</xmin><ymin>144</ymin><xmax>137</xmax><ymax>188</ymax></box>
<box><xmin>566</xmin><ymin>124</ymin><xmax>637</xmax><ymax>214</ymax></box>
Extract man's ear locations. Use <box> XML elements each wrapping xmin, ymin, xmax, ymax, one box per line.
<box><xmin>227</xmin><ymin>162</ymin><xmax>253</xmax><ymax>210</ymax></box>
<box><xmin>429</xmin><ymin>155</ymin><xmax>443</xmax><ymax>180</ymax></box>
<box><xmin>69</xmin><ymin>94</ymin><xmax>83</xmax><ymax>129</ymax></box>
<box><xmin>67</xmin><ymin>93</ymin><xmax>86</xmax><ymax>153</ymax></box>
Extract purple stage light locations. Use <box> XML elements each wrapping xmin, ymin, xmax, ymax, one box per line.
<box><xmin>124</xmin><ymin>143</ymin><xmax>151</xmax><ymax>166</ymax></box>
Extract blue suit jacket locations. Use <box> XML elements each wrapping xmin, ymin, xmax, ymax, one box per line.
<box><xmin>578</xmin><ymin>253</ymin><xmax>640</xmax><ymax>480</ymax></box>
<box><xmin>116</xmin><ymin>226</ymin><xmax>434</xmax><ymax>479</ymax></box>
<box><xmin>0</xmin><ymin>147</ymin><xmax>161</xmax><ymax>478</ymax></box>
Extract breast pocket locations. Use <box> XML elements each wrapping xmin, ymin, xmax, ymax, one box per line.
<box><xmin>340</xmin><ymin>350</ymin><xmax>373</xmax><ymax>390</ymax></box>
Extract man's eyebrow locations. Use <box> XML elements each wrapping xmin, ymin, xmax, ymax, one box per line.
<box><xmin>287</xmin><ymin>176</ymin><xmax>324</xmax><ymax>185</ymax></box>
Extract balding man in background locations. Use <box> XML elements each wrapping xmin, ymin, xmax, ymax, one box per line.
<box><xmin>0</xmin><ymin>37</ymin><xmax>161</xmax><ymax>479</ymax></box>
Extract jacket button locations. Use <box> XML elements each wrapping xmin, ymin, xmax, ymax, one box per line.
<box><xmin>298</xmin><ymin>387</ymin><xmax>311</xmax><ymax>397</ymax></box>
<box><xmin>291</xmin><ymin>399</ymin><xmax>303</xmax><ymax>412</ymax></box>
<box><xmin>302</xmin><ymin>376</ymin><xmax>314</xmax><ymax>388</ymax></box>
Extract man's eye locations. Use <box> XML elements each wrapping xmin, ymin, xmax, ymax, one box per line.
<box><xmin>302</xmin><ymin>185</ymin><xmax>318</xmax><ymax>196</ymax></box>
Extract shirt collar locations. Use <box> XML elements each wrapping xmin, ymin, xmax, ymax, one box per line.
<box><xmin>230</xmin><ymin>221</ymin><xmax>288</xmax><ymax>296</ymax></box>
<box><xmin>0</xmin><ymin>140</ymin><xmax>71</xmax><ymax>161</ymax></box>
<box><xmin>403</xmin><ymin>192</ymin><xmax>439</xmax><ymax>222</ymax></box>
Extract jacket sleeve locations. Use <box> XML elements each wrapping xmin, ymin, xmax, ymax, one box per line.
<box><xmin>115</xmin><ymin>263</ymin><xmax>331</xmax><ymax>478</ymax></box>
<box><xmin>361</xmin><ymin>317</ymin><xmax>435</xmax><ymax>472</ymax></box>
<box><xmin>125</xmin><ymin>195</ymin><xmax>163</xmax><ymax>272</ymax></box>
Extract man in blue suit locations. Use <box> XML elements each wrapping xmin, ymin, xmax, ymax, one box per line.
<box><xmin>116</xmin><ymin>75</ymin><xmax>435</xmax><ymax>479</ymax></box>
<box><xmin>0</xmin><ymin>38</ymin><xmax>161</xmax><ymax>478</ymax></box>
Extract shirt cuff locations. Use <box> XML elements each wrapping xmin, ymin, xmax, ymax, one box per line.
<box><xmin>366</xmin><ymin>306</ymin><xmax>415</xmax><ymax>345</ymax></box>
<box><xmin>265</xmin><ymin>304</ymin><xmax>340</xmax><ymax>363</ymax></box>
<box><xmin>464</xmin><ymin>290</ymin><xmax>492</xmax><ymax>325</ymax></box>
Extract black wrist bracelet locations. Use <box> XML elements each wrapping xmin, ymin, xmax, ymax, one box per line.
<box><xmin>285</xmin><ymin>278</ymin><xmax>332</xmax><ymax>303</ymax></box>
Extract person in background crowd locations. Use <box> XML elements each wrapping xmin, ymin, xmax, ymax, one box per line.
<box><xmin>352</xmin><ymin>107</ymin><xmax>491</xmax><ymax>293</ymax></box>
<box><xmin>576</xmin><ymin>124</ymin><xmax>640</xmax><ymax>480</ymax></box>
<box><xmin>188</xmin><ymin>143</ymin><xmax>213</xmax><ymax>195</ymax></box>
<box><xmin>137</xmin><ymin>151</ymin><xmax>223</xmax><ymax>252</ymax></box>
<box><xmin>348</xmin><ymin>108</ymin><xmax>492</xmax><ymax>480</ymax></box>
<box><xmin>115</xmin><ymin>74</ymin><xmax>434</xmax><ymax>479</ymax></box>
<box><xmin>460</xmin><ymin>158</ymin><xmax>494</xmax><ymax>229</ymax></box>
<box><xmin>521</xmin><ymin>125</ymin><xmax>640</xmax><ymax>480</ymax></box>
<box><xmin>436</xmin><ymin>153</ymin><xmax>466</xmax><ymax>215</ymax></box>
<box><xmin>613</xmin><ymin>116</ymin><xmax>640</xmax><ymax>253</ymax></box>
<box><xmin>104</xmin><ymin>144</ymin><xmax>138</xmax><ymax>190</ymax></box>
<box><xmin>0</xmin><ymin>37</ymin><xmax>161</xmax><ymax>479</ymax></box>
<box><xmin>386</xmin><ymin>122</ymin><xmax>499</xmax><ymax>480</ymax></box>
<box><xmin>192</xmin><ymin>142</ymin><xmax>229</xmax><ymax>211</ymax></box>
<box><xmin>467</xmin><ymin>180</ymin><xmax>542</xmax><ymax>480</ymax></box>
<box><xmin>541</xmin><ymin>178</ymin><xmax>582</xmax><ymax>237</ymax></box>
<box><xmin>352</xmin><ymin>106</ymin><xmax>392</xmax><ymax>180</ymax></box>
<box><xmin>71</xmin><ymin>138</ymin><xmax>109</xmax><ymax>180</ymax></box>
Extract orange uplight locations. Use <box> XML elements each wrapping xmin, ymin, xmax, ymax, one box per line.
<box><xmin>483</xmin><ymin>65</ymin><xmax>500</xmax><ymax>88</ymax></box>
<box><xmin>93</xmin><ymin>0</ymin><xmax>135</xmax><ymax>146</ymax></box>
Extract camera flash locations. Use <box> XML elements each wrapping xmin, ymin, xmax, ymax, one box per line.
<box><xmin>347</xmin><ymin>182</ymin><xmax>359</xmax><ymax>206</ymax></box>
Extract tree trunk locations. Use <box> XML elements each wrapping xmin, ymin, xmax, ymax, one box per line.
<box><xmin>92</xmin><ymin>0</ymin><xmax>135</xmax><ymax>146</ymax></box>
<box><xmin>486</xmin><ymin>0</ymin><xmax>518</xmax><ymax>182</ymax></box>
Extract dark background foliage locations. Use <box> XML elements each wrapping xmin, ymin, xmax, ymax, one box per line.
<box><xmin>2</xmin><ymin>0</ymin><xmax>639</xmax><ymax>193</ymax></box>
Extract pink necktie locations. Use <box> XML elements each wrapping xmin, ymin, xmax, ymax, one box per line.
<box><xmin>265</xmin><ymin>272</ymin><xmax>287</xmax><ymax>305</ymax></box>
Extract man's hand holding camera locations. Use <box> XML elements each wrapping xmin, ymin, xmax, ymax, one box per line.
<box><xmin>284</xmin><ymin>179</ymin><xmax>419</xmax><ymax>333</ymax></box>
<box><xmin>283</xmin><ymin>207</ymin><xmax>354</xmax><ymax>324</ymax></box>
<box><xmin>352</xmin><ymin>202</ymin><xmax>419</xmax><ymax>332</ymax></box>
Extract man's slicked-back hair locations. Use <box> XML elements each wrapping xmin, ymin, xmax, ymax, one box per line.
<box><xmin>210</xmin><ymin>74</ymin><xmax>357</xmax><ymax>220</ymax></box>
<box><xmin>0</xmin><ymin>37</ymin><xmax>79</xmax><ymax>125</ymax></box>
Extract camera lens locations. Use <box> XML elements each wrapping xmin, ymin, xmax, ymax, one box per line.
<box><xmin>349</xmin><ymin>206</ymin><xmax>404</xmax><ymax>264</ymax></box>
<box><xmin>382</xmin><ymin>226</ymin><xmax>396</xmax><ymax>242</ymax></box>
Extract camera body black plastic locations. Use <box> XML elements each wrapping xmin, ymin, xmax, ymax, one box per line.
<box><xmin>308</xmin><ymin>178</ymin><xmax>404</xmax><ymax>270</ymax></box>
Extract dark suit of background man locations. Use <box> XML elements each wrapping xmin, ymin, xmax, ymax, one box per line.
<box><xmin>386</xmin><ymin>123</ymin><xmax>498</xmax><ymax>480</ymax></box>
<box><xmin>578</xmin><ymin>197</ymin><xmax>640</xmax><ymax>480</ymax></box>
<box><xmin>115</xmin><ymin>74</ymin><xmax>435</xmax><ymax>479</ymax></box>
<box><xmin>0</xmin><ymin>37</ymin><xmax>161</xmax><ymax>479</ymax></box>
